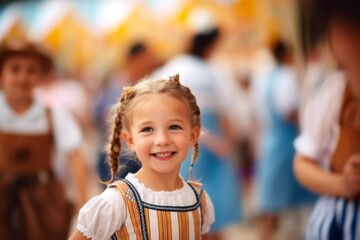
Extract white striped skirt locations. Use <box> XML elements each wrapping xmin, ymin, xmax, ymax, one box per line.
<box><xmin>305</xmin><ymin>197</ymin><xmax>360</xmax><ymax>240</ymax></box>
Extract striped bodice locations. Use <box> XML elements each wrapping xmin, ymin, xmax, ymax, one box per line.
<box><xmin>110</xmin><ymin>179</ymin><xmax>206</xmax><ymax>240</ymax></box>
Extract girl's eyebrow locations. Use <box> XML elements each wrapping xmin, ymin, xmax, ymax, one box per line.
<box><xmin>135</xmin><ymin>119</ymin><xmax>186</xmax><ymax>128</ymax></box>
<box><xmin>168</xmin><ymin>119</ymin><xmax>185</xmax><ymax>123</ymax></box>
<box><xmin>135</xmin><ymin>121</ymin><xmax>153</xmax><ymax>127</ymax></box>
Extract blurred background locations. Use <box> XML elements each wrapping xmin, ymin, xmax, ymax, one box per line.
<box><xmin>0</xmin><ymin>0</ymin><xmax>336</xmax><ymax>239</ymax></box>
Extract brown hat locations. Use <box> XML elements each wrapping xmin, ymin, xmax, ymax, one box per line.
<box><xmin>0</xmin><ymin>40</ymin><xmax>53</xmax><ymax>73</ymax></box>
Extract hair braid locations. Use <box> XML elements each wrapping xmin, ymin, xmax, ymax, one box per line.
<box><xmin>189</xmin><ymin>143</ymin><xmax>199</xmax><ymax>181</ymax></box>
<box><xmin>106</xmin><ymin>103</ymin><xmax>123</xmax><ymax>183</ymax></box>
<box><xmin>179</xmin><ymin>82</ymin><xmax>202</xmax><ymax>181</ymax></box>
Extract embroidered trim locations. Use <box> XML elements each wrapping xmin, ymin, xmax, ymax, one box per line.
<box><xmin>125</xmin><ymin>188</ymin><xmax>135</xmax><ymax>202</ymax></box>
<box><xmin>110</xmin><ymin>233</ymin><xmax>118</xmax><ymax>240</ymax></box>
<box><xmin>122</xmin><ymin>179</ymin><xmax>149</xmax><ymax>240</ymax></box>
<box><xmin>141</xmin><ymin>182</ymin><xmax>201</xmax><ymax>211</ymax></box>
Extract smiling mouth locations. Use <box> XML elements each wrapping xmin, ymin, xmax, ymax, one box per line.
<box><xmin>151</xmin><ymin>151</ymin><xmax>176</xmax><ymax>160</ymax></box>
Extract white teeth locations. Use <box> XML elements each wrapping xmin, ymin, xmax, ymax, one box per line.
<box><xmin>156</xmin><ymin>152</ymin><xmax>172</xmax><ymax>157</ymax></box>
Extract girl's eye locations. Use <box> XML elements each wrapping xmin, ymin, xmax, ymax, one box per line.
<box><xmin>141</xmin><ymin>127</ymin><xmax>153</xmax><ymax>132</ymax></box>
<box><xmin>169</xmin><ymin>125</ymin><xmax>181</xmax><ymax>130</ymax></box>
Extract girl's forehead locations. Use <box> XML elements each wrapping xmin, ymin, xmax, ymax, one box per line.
<box><xmin>134</xmin><ymin>93</ymin><xmax>188</xmax><ymax>110</ymax></box>
<box><xmin>127</xmin><ymin>93</ymin><xmax>192</xmax><ymax>120</ymax></box>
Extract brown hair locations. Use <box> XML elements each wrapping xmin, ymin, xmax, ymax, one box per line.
<box><xmin>106</xmin><ymin>74</ymin><xmax>201</xmax><ymax>182</ymax></box>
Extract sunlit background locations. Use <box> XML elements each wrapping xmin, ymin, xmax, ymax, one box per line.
<box><xmin>0</xmin><ymin>0</ymin><xmax>336</xmax><ymax>239</ymax></box>
<box><xmin>0</xmin><ymin>0</ymin><xmax>303</xmax><ymax>82</ymax></box>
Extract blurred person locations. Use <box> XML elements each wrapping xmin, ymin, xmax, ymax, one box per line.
<box><xmin>155</xmin><ymin>27</ymin><xmax>242</xmax><ymax>240</ymax></box>
<box><xmin>69</xmin><ymin>75</ymin><xmax>215</xmax><ymax>240</ymax></box>
<box><xmin>94</xmin><ymin>42</ymin><xmax>160</xmax><ymax>184</ymax></box>
<box><xmin>35</xmin><ymin>70</ymin><xmax>91</xmax><ymax>136</ymax></box>
<box><xmin>0</xmin><ymin>40</ymin><xmax>88</xmax><ymax>239</ymax></box>
<box><xmin>210</xmin><ymin>49</ymin><xmax>256</xmax><ymax>219</ymax></box>
<box><xmin>35</xmin><ymin>61</ymin><xmax>96</xmax><ymax>199</ymax></box>
<box><xmin>252</xmin><ymin>40</ymin><xmax>316</xmax><ymax>240</ymax></box>
<box><xmin>294</xmin><ymin>0</ymin><xmax>360</xmax><ymax>239</ymax></box>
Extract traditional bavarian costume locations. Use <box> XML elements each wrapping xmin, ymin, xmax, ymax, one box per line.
<box><xmin>295</xmin><ymin>72</ymin><xmax>360</xmax><ymax>240</ymax></box>
<box><xmin>0</xmin><ymin>92</ymin><xmax>82</xmax><ymax>239</ymax></box>
<box><xmin>77</xmin><ymin>173</ymin><xmax>215</xmax><ymax>240</ymax></box>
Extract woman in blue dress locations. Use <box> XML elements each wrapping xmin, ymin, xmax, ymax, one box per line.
<box><xmin>254</xmin><ymin>40</ymin><xmax>316</xmax><ymax>240</ymax></box>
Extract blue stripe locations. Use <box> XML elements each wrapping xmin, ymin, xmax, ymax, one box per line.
<box><xmin>341</xmin><ymin>199</ymin><xmax>348</xmax><ymax>223</ymax></box>
<box><xmin>318</xmin><ymin>199</ymin><xmax>327</xmax><ymax>240</ymax></box>
<box><xmin>356</xmin><ymin>201</ymin><xmax>360</xmax><ymax>240</ymax></box>
<box><xmin>351</xmin><ymin>202</ymin><xmax>359</xmax><ymax>240</ymax></box>
<box><xmin>341</xmin><ymin>199</ymin><xmax>348</xmax><ymax>238</ymax></box>
<box><xmin>328</xmin><ymin>212</ymin><xmax>337</xmax><ymax>240</ymax></box>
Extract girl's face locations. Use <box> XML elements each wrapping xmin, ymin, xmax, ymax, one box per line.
<box><xmin>1</xmin><ymin>55</ymin><xmax>43</xmax><ymax>101</ymax></box>
<box><xmin>329</xmin><ymin>19</ymin><xmax>360</xmax><ymax>93</ymax></box>
<box><xmin>122</xmin><ymin>94</ymin><xmax>200</xmax><ymax>177</ymax></box>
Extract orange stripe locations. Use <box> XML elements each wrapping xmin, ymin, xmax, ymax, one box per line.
<box><xmin>157</xmin><ymin>211</ymin><xmax>164</xmax><ymax>240</ymax></box>
<box><xmin>114</xmin><ymin>182</ymin><xmax>143</xmax><ymax>240</ymax></box>
<box><xmin>200</xmin><ymin>192</ymin><xmax>207</xmax><ymax>231</ymax></box>
<box><xmin>178</xmin><ymin>211</ymin><xmax>183</xmax><ymax>239</ymax></box>
<box><xmin>165</xmin><ymin>211</ymin><xmax>172</xmax><ymax>239</ymax></box>
<box><xmin>192</xmin><ymin>209</ymin><xmax>200</xmax><ymax>239</ymax></box>
<box><xmin>144</xmin><ymin>208</ymin><xmax>151</xmax><ymax>240</ymax></box>
<box><xmin>157</xmin><ymin>211</ymin><xmax>172</xmax><ymax>240</ymax></box>
<box><xmin>177</xmin><ymin>211</ymin><xmax>189</xmax><ymax>239</ymax></box>
<box><xmin>118</xmin><ymin>225</ymin><xmax>129</xmax><ymax>240</ymax></box>
<box><xmin>128</xmin><ymin>199</ymin><xmax>143</xmax><ymax>239</ymax></box>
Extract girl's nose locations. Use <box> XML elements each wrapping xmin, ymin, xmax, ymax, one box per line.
<box><xmin>154</xmin><ymin>131</ymin><xmax>171</xmax><ymax>146</ymax></box>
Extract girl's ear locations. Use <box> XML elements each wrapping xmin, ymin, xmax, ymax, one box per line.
<box><xmin>122</xmin><ymin>130</ymin><xmax>135</xmax><ymax>151</ymax></box>
<box><xmin>190</xmin><ymin>126</ymin><xmax>201</xmax><ymax>146</ymax></box>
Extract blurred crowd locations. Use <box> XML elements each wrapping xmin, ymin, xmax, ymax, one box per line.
<box><xmin>0</xmin><ymin>0</ymin><xmax>359</xmax><ymax>239</ymax></box>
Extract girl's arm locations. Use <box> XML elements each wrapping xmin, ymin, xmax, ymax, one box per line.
<box><xmin>294</xmin><ymin>152</ymin><xmax>360</xmax><ymax>198</ymax></box>
<box><xmin>68</xmin><ymin>229</ymin><xmax>89</xmax><ymax>240</ymax></box>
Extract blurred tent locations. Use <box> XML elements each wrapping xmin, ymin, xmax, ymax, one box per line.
<box><xmin>0</xmin><ymin>3</ymin><xmax>26</xmax><ymax>43</ymax></box>
<box><xmin>0</xmin><ymin>0</ymin><xmax>300</xmax><ymax>79</ymax></box>
<box><xmin>28</xmin><ymin>0</ymin><xmax>96</xmax><ymax>76</ymax></box>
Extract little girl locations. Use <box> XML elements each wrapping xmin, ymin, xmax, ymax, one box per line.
<box><xmin>70</xmin><ymin>74</ymin><xmax>215</xmax><ymax>240</ymax></box>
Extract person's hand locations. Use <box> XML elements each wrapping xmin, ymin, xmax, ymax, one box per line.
<box><xmin>340</xmin><ymin>153</ymin><xmax>360</xmax><ymax>199</ymax></box>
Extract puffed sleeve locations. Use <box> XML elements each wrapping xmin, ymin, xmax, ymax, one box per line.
<box><xmin>294</xmin><ymin>72</ymin><xmax>345</xmax><ymax>162</ymax></box>
<box><xmin>76</xmin><ymin>187</ymin><xmax>126</xmax><ymax>240</ymax></box>
<box><xmin>201</xmin><ymin>191</ymin><xmax>215</xmax><ymax>234</ymax></box>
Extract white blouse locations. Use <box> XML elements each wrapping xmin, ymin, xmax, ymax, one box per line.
<box><xmin>294</xmin><ymin>72</ymin><xmax>346</xmax><ymax>168</ymax></box>
<box><xmin>77</xmin><ymin>173</ymin><xmax>215</xmax><ymax>240</ymax></box>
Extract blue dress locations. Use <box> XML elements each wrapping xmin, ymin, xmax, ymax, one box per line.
<box><xmin>257</xmin><ymin>66</ymin><xmax>316</xmax><ymax>212</ymax></box>
<box><xmin>180</xmin><ymin>110</ymin><xmax>242</xmax><ymax>232</ymax></box>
